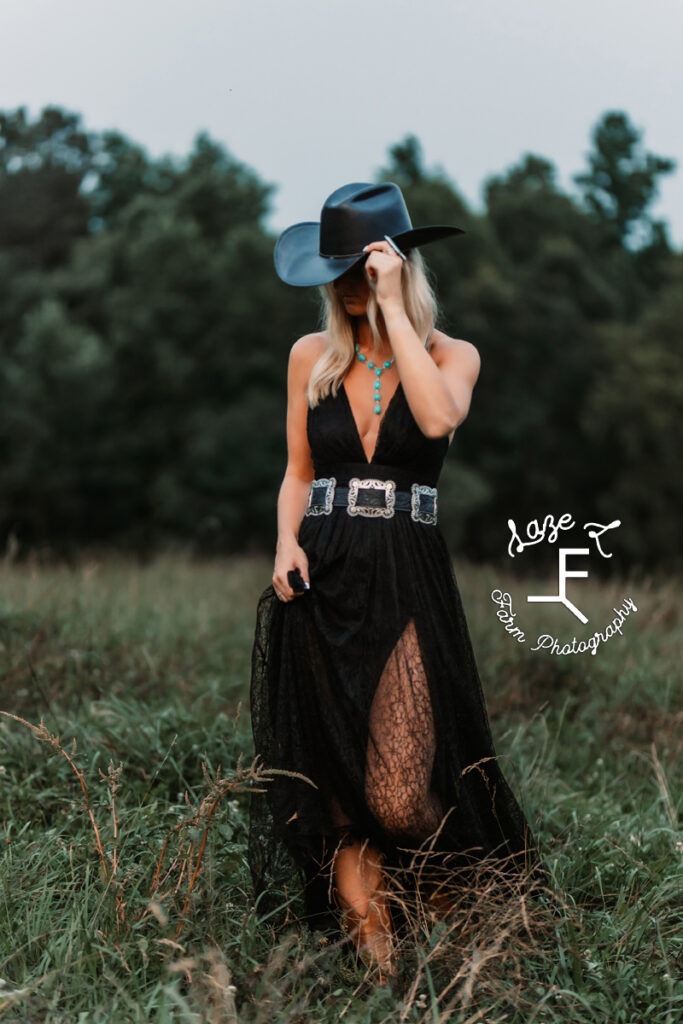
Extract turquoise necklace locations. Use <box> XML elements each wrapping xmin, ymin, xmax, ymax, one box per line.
<box><xmin>353</xmin><ymin>327</ymin><xmax>396</xmax><ymax>414</ymax></box>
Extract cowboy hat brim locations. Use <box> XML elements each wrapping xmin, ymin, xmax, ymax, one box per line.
<box><xmin>274</xmin><ymin>221</ymin><xmax>466</xmax><ymax>287</ymax></box>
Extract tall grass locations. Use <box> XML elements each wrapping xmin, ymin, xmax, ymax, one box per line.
<box><xmin>0</xmin><ymin>549</ymin><xmax>680</xmax><ymax>1022</ymax></box>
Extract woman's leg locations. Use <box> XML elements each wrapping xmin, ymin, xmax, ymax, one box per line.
<box><xmin>364</xmin><ymin>619</ymin><xmax>456</xmax><ymax>918</ymax></box>
<box><xmin>332</xmin><ymin>836</ymin><xmax>395</xmax><ymax>976</ymax></box>
<box><xmin>365</xmin><ymin>618</ymin><xmax>443</xmax><ymax>840</ymax></box>
<box><xmin>330</xmin><ymin>617</ymin><xmax>447</xmax><ymax>970</ymax></box>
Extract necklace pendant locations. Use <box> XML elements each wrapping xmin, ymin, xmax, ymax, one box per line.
<box><xmin>354</xmin><ymin>337</ymin><xmax>395</xmax><ymax>418</ymax></box>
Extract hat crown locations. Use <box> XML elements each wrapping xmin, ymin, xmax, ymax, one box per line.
<box><xmin>319</xmin><ymin>182</ymin><xmax>413</xmax><ymax>258</ymax></box>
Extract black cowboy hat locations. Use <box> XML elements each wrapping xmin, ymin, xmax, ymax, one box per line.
<box><xmin>274</xmin><ymin>181</ymin><xmax>466</xmax><ymax>287</ymax></box>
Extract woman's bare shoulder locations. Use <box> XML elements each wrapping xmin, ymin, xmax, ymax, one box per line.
<box><xmin>432</xmin><ymin>329</ymin><xmax>481</xmax><ymax>362</ymax></box>
<box><xmin>288</xmin><ymin>332</ymin><xmax>329</xmax><ymax>390</ymax></box>
<box><xmin>429</xmin><ymin>330</ymin><xmax>480</xmax><ymax>370</ymax></box>
<box><xmin>290</xmin><ymin>331</ymin><xmax>329</xmax><ymax>363</ymax></box>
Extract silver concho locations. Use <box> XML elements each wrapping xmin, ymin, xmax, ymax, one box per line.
<box><xmin>347</xmin><ymin>477</ymin><xmax>396</xmax><ymax>519</ymax></box>
<box><xmin>411</xmin><ymin>483</ymin><xmax>438</xmax><ymax>524</ymax></box>
<box><xmin>306</xmin><ymin>477</ymin><xmax>336</xmax><ymax>516</ymax></box>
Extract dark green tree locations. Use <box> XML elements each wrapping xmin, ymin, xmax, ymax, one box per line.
<box><xmin>0</xmin><ymin>106</ymin><xmax>94</xmax><ymax>270</ymax></box>
<box><xmin>573</xmin><ymin>110</ymin><xmax>675</xmax><ymax>250</ymax></box>
<box><xmin>581</xmin><ymin>253</ymin><xmax>683</xmax><ymax>569</ymax></box>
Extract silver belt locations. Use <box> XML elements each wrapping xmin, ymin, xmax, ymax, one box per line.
<box><xmin>305</xmin><ymin>477</ymin><xmax>437</xmax><ymax>525</ymax></box>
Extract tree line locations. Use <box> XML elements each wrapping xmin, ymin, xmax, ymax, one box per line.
<box><xmin>0</xmin><ymin>105</ymin><xmax>680</xmax><ymax>573</ymax></box>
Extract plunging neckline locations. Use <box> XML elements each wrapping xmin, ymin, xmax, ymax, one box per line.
<box><xmin>341</xmin><ymin>379</ymin><xmax>403</xmax><ymax>465</ymax></box>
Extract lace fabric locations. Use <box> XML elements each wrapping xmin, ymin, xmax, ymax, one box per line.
<box><xmin>247</xmin><ymin>372</ymin><xmax>545</xmax><ymax>931</ymax></box>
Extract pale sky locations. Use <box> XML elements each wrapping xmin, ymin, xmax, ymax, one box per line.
<box><xmin>1</xmin><ymin>0</ymin><xmax>681</xmax><ymax>246</ymax></box>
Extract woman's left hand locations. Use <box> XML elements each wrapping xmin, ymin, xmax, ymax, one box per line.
<box><xmin>362</xmin><ymin>240</ymin><xmax>405</xmax><ymax>311</ymax></box>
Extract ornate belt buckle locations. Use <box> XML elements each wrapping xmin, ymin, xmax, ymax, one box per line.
<box><xmin>306</xmin><ymin>477</ymin><xmax>336</xmax><ymax>516</ymax></box>
<box><xmin>347</xmin><ymin>477</ymin><xmax>396</xmax><ymax>519</ymax></box>
<box><xmin>411</xmin><ymin>484</ymin><xmax>438</xmax><ymax>524</ymax></box>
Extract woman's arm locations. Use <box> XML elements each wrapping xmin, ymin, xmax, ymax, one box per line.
<box><xmin>272</xmin><ymin>333</ymin><xmax>324</xmax><ymax>602</ymax></box>
<box><xmin>385</xmin><ymin>313</ymin><xmax>481</xmax><ymax>439</ymax></box>
<box><xmin>363</xmin><ymin>241</ymin><xmax>481</xmax><ymax>438</ymax></box>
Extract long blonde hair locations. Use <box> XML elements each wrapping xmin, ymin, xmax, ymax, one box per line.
<box><xmin>307</xmin><ymin>248</ymin><xmax>439</xmax><ymax>407</ymax></box>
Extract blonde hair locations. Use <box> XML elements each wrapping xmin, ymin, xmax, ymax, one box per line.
<box><xmin>307</xmin><ymin>248</ymin><xmax>439</xmax><ymax>407</ymax></box>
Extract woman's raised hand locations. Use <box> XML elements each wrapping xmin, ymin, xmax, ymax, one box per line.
<box><xmin>273</xmin><ymin>540</ymin><xmax>310</xmax><ymax>602</ymax></box>
<box><xmin>362</xmin><ymin>240</ymin><xmax>405</xmax><ymax>312</ymax></box>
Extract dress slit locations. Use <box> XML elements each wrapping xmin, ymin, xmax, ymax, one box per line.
<box><xmin>364</xmin><ymin>618</ymin><xmax>444</xmax><ymax>842</ymax></box>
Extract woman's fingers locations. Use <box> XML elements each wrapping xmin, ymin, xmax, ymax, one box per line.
<box><xmin>362</xmin><ymin>241</ymin><xmax>403</xmax><ymax>292</ymax></box>
<box><xmin>272</xmin><ymin>571</ymin><xmax>290</xmax><ymax>601</ymax></box>
<box><xmin>272</xmin><ymin>570</ymin><xmax>307</xmax><ymax>601</ymax></box>
<box><xmin>363</xmin><ymin>240</ymin><xmax>399</xmax><ymax>255</ymax></box>
<box><xmin>273</xmin><ymin>578</ymin><xmax>293</xmax><ymax>601</ymax></box>
<box><xmin>294</xmin><ymin>557</ymin><xmax>310</xmax><ymax>589</ymax></box>
<box><xmin>363</xmin><ymin>241</ymin><xmax>402</xmax><ymax>265</ymax></box>
<box><xmin>272</xmin><ymin>546</ymin><xmax>310</xmax><ymax>602</ymax></box>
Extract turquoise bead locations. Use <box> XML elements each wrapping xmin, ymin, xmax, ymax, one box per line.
<box><xmin>353</xmin><ymin>343</ymin><xmax>397</xmax><ymax>420</ymax></box>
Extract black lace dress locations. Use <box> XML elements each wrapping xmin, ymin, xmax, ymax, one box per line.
<box><xmin>248</xmin><ymin>375</ymin><xmax>545</xmax><ymax>931</ymax></box>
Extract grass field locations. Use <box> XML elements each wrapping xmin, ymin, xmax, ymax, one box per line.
<box><xmin>0</xmin><ymin>549</ymin><xmax>680</xmax><ymax>1023</ymax></box>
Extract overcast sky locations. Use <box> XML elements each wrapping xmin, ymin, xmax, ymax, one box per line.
<box><xmin>1</xmin><ymin>0</ymin><xmax>681</xmax><ymax>247</ymax></box>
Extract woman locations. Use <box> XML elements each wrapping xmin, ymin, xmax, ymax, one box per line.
<box><xmin>248</xmin><ymin>182</ymin><xmax>544</xmax><ymax>981</ymax></box>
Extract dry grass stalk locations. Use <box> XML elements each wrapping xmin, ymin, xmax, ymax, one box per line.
<box><xmin>0</xmin><ymin>710</ymin><xmax>112</xmax><ymax>883</ymax></box>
